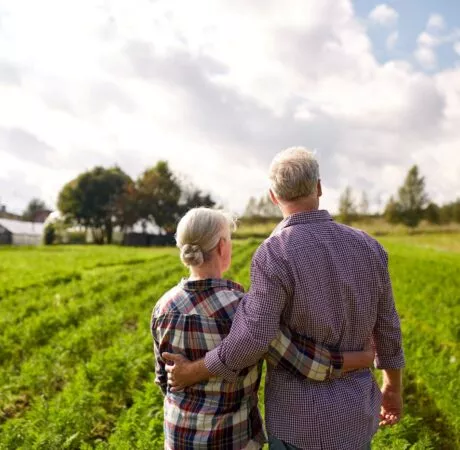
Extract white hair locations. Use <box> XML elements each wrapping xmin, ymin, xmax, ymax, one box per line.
<box><xmin>269</xmin><ymin>147</ymin><xmax>320</xmax><ymax>201</ymax></box>
<box><xmin>175</xmin><ymin>207</ymin><xmax>237</xmax><ymax>267</ymax></box>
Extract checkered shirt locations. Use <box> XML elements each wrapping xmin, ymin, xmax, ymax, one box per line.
<box><xmin>151</xmin><ymin>277</ymin><xmax>344</xmax><ymax>450</ymax></box>
<box><xmin>205</xmin><ymin>210</ymin><xmax>405</xmax><ymax>450</ymax></box>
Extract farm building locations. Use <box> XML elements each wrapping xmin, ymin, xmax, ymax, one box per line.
<box><xmin>0</xmin><ymin>218</ymin><xmax>45</xmax><ymax>246</ymax></box>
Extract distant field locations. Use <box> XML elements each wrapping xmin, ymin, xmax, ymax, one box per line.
<box><xmin>0</xmin><ymin>233</ymin><xmax>459</xmax><ymax>449</ymax></box>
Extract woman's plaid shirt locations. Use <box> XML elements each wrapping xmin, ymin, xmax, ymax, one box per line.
<box><xmin>151</xmin><ymin>278</ymin><xmax>343</xmax><ymax>450</ymax></box>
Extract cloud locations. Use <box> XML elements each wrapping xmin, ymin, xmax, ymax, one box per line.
<box><xmin>0</xmin><ymin>60</ymin><xmax>21</xmax><ymax>85</ymax></box>
<box><xmin>414</xmin><ymin>46</ymin><xmax>437</xmax><ymax>70</ymax></box>
<box><xmin>427</xmin><ymin>13</ymin><xmax>445</xmax><ymax>31</ymax></box>
<box><xmin>454</xmin><ymin>42</ymin><xmax>460</xmax><ymax>56</ymax></box>
<box><xmin>414</xmin><ymin>16</ymin><xmax>460</xmax><ymax>70</ymax></box>
<box><xmin>0</xmin><ymin>127</ymin><xmax>55</xmax><ymax>165</ymax></box>
<box><xmin>369</xmin><ymin>4</ymin><xmax>399</xmax><ymax>27</ymax></box>
<box><xmin>0</xmin><ymin>170</ymin><xmax>43</xmax><ymax>213</ymax></box>
<box><xmin>0</xmin><ymin>0</ymin><xmax>459</xmax><ymax>215</ymax></box>
<box><xmin>386</xmin><ymin>31</ymin><xmax>398</xmax><ymax>50</ymax></box>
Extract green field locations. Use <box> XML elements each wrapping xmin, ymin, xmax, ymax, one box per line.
<box><xmin>0</xmin><ymin>234</ymin><xmax>459</xmax><ymax>449</ymax></box>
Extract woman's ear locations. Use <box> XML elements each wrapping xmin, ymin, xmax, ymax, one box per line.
<box><xmin>216</xmin><ymin>237</ymin><xmax>225</xmax><ymax>256</ymax></box>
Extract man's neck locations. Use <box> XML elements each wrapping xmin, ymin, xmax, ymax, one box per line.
<box><xmin>280</xmin><ymin>198</ymin><xmax>320</xmax><ymax>218</ymax></box>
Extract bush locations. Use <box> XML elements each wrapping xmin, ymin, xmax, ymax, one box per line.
<box><xmin>43</xmin><ymin>223</ymin><xmax>56</xmax><ymax>245</ymax></box>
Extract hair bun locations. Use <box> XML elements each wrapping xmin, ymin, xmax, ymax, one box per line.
<box><xmin>180</xmin><ymin>244</ymin><xmax>204</xmax><ymax>267</ymax></box>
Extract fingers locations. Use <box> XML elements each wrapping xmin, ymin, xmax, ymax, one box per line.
<box><xmin>162</xmin><ymin>352</ymin><xmax>184</xmax><ymax>362</ymax></box>
<box><xmin>379</xmin><ymin>410</ymin><xmax>401</xmax><ymax>426</ymax></box>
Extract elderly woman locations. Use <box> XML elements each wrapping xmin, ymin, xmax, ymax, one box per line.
<box><xmin>151</xmin><ymin>208</ymin><xmax>372</xmax><ymax>450</ymax></box>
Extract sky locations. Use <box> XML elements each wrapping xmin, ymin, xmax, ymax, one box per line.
<box><xmin>0</xmin><ymin>0</ymin><xmax>459</xmax><ymax>215</ymax></box>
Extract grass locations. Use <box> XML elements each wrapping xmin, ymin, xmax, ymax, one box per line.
<box><xmin>0</xmin><ymin>234</ymin><xmax>458</xmax><ymax>449</ymax></box>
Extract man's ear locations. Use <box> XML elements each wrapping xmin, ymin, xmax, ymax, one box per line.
<box><xmin>317</xmin><ymin>180</ymin><xmax>322</xmax><ymax>198</ymax></box>
<box><xmin>269</xmin><ymin>189</ymin><xmax>279</xmax><ymax>205</ymax></box>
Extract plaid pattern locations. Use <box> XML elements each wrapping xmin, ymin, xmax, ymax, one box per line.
<box><xmin>151</xmin><ymin>277</ymin><xmax>344</xmax><ymax>450</ymax></box>
<box><xmin>205</xmin><ymin>210</ymin><xmax>405</xmax><ymax>450</ymax></box>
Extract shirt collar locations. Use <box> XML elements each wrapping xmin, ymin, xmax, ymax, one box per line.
<box><xmin>180</xmin><ymin>278</ymin><xmax>244</xmax><ymax>293</ymax></box>
<box><xmin>276</xmin><ymin>209</ymin><xmax>333</xmax><ymax>231</ymax></box>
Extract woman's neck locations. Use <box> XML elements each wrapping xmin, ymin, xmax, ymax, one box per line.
<box><xmin>189</xmin><ymin>264</ymin><xmax>223</xmax><ymax>281</ymax></box>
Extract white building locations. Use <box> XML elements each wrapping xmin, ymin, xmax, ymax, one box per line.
<box><xmin>0</xmin><ymin>218</ymin><xmax>44</xmax><ymax>246</ymax></box>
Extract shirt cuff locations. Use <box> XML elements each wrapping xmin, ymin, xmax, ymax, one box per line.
<box><xmin>204</xmin><ymin>348</ymin><xmax>239</xmax><ymax>382</ymax></box>
<box><xmin>329</xmin><ymin>350</ymin><xmax>344</xmax><ymax>379</ymax></box>
<box><xmin>374</xmin><ymin>352</ymin><xmax>406</xmax><ymax>370</ymax></box>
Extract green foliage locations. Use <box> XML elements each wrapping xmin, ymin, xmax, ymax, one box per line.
<box><xmin>243</xmin><ymin>195</ymin><xmax>282</xmax><ymax>219</ymax></box>
<box><xmin>0</xmin><ymin>238</ymin><xmax>459</xmax><ymax>449</ymax></box>
<box><xmin>384</xmin><ymin>196</ymin><xmax>403</xmax><ymax>224</ymax></box>
<box><xmin>338</xmin><ymin>186</ymin><xmax>357</xmax><ymax>224</ymax></box>
<box><xmin>22</xmin><ymin>198</ymin><xmax>47</xmax><ymax>221</ymax></box>
<box><xmin>57</xmin><ymin>167</ymin><xmax>133</xmax><ymax>244</ymax></box>
<box><xmin>397</xmin><ymin>166</ymin><xmax>428</xmax><ymax>228</ymax></box>
<box><xmin>424</xmin><ymin>202</ymin><xmax>441</xmax><ymax>225</ymax></box>
<box><xmin>439</xmin><ymin>199</ymin><xmax>460</xmax><ymax>224</ymax></box>
<box><xmin>43</xmin><ymin>223</ymin><xmax>56</xmax><ymax>245</ymax></box>
<box><xmin>386</xmin><ymin>165</ymin><xmax>429</xmax><ymax>228</ymax></box>
<box><xmin>136</xmin><ymin>161</ymin><xmax>182</xmax><ymax>233</ymax></box>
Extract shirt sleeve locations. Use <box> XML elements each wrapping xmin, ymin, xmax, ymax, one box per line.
<box><xmin>372</xmin><ymin>244</ymin><xmax>405</xmax><ymax>369</ymax></box>
<box><xmin>151</xmin><ymin>316</ymin><xmax>168</xmax><ymax>395</ymax></box>
<box><xmin>205</xmin><ymin>240</ymin><xmax>293</xmax><ymax>381</ymax></box>
<box><xmin>266</xmin><ymin>325</ymin><xmax>344</xmax><ymax>380</ymax></box>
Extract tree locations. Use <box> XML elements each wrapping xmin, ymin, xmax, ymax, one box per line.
<box><xmin>23</xmin><ymin>198</ymin><xmax>47</xmax><ymax>221</ymax></box>
<box><xmin>338</xmin><ymin>187</ymin><xmax>357</xmax><ymax>224</ymax></box>
<box><xmin>114</xmin><ymin>180</ymin><xmax>140</xmax><ymax>232</ymax></box>
<box><xmin>243</xmin><ymin>197</ymin><xmax>258</xmax><ymax>217</ymax></box>
<box><xmin>137</xmin><ymin>161</ymin><xmax>182</xmax><ymax>233</ymax></box>
<box><xmin>243</xmin><ymin>195</ymin><xmax>282</xmax><ymax>218</ymax></box>
<box><xmin>440</xmin><ymin>199</ymin><xmax>460</xmax><ymax>224</ymax></box>
<box><xmin>359</xmin><ymin>191</ymin><xmax>370</xmax><ymax>217</ymax></box>
<box><xmin>180</xmin><ymin>186</ymin><xmax>216</xmax><ymax>212</ymax></box>
<box><xmin>384</xmin><ymin>196</ymin><xmax>402</xmax><ymax>224</ymax></box>
<box><xmin>396</xmin><ymin>165</ymin><xmax>428</xmax><ymax>228</ymax></box>
<box><xmin>58</xmin><ymin>166</ymin><xmax>132</xmax><ymax>244</ymax></box>
<box><xmin>424</xmin><ymin>202</ymin><xmax>441</xmax><ymax>225</ymax></box>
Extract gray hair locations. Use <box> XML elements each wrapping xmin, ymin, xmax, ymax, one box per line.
<box><xmin>175</xmin><ymin>207</ymin><xmax>237</xmax><ymax>267</ymax></box>
<box><xmin>269</xmin><ymin>147</ymin><xmax>320</xmax><ymax>201</ymax></box>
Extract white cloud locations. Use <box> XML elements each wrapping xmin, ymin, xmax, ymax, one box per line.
<box><xmin>414</xmin><ymin>46</ymin><xmax>437</xmax><ymax>70</ymax></box>
<box><xmin>454</xmin><ymin>42</ymin><xmax>460</xmax><ymax>56</ymax></box>
<box><xmin>427</xmin><ymin>13</ymin><xmax>445</xmax><ymax>31</ymax></box>
<box><xmin>414</xmin><ymin>18</ymin><xmax>460</xmax><ymax>71</ymax></box>
<box><xmin>386</xmin><ymin>31</ymin><xmax>398</xmax><ymax>50</ymax></box>
<box><xmin>0</xmin><ymin>0</ymin><xmax>459</xmax><ymax>215</ymax></box>
<box><xmin>369</xmin><ymin>4</ymin><xmax>399</xmax><ymax>27</ymax></box>
<box><xmin>417</xmin><ymin>32</ymin><xmax>439</xmax><ymax>48</ymax></box>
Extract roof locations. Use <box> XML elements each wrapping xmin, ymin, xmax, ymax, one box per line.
<box><xmin>0</xmin><ymin>218</ymin><xmax>45</xmax><ymax>236</ymax></box>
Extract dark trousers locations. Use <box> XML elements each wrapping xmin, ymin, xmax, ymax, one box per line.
<box><xmin>268</xmin><ymin>436</ymin><xmax>372</xmax><ymax>450</ymax></box>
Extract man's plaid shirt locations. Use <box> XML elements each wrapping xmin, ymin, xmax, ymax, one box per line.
<box><xmin>151</xmin><ymin>278</ymin><xmax>344</xmax><ymax>450</ymax></box>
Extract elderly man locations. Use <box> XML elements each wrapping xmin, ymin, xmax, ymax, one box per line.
<box><xmin>164</xmin><ymin>147</ymin><xmax>405</xmax><ymax>450</ymax></box>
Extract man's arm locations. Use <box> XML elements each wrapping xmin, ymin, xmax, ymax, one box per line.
<box><xmin>373</xmin><ymin>243</ymin><xmax>405</xmax><ymax>425</ymax></box>
<box><xmin>205</xmin><ymin>241</ymin><xmax>291</xmax><ymax>379</ymax></box>
<box><xmin>164</xmin><ymin>241</ymin><xmax>289</xmax><ymax>387</ymax></box>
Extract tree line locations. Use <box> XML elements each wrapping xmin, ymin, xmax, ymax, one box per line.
<box><xmin>339</xmin><ymin>165</ymin><xmax>460</xmax><ymax>227</ymax></box>
<box><xmin>53</xmin><ymin>161</ymin><xmax>215</xmax><ymax>244</ymax></box>
<box><xmin>244</xmin><ymin>165</ymin><xmax>460</xmax><ymax>228</ymax></box>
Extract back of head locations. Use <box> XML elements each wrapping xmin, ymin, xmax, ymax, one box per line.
<box><xmin>176</xmin><ymin>207</ymin><xmax>236</xmax><ymax>267</ymax></box>
<box><xmin>269</xmin><ymin>147</ymin><xmax>320</xmax><ymax>201</ymax></box>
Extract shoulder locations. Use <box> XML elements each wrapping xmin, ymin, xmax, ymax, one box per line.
<box><xmin>152</xmin><ymin>284</ymin><xmax>188</xmax><ymax>317</ymax></box>
<box><xmin>337</xmin><ymin>223</ymin><xmax>388</xmax><ymax>264</ymax></box>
